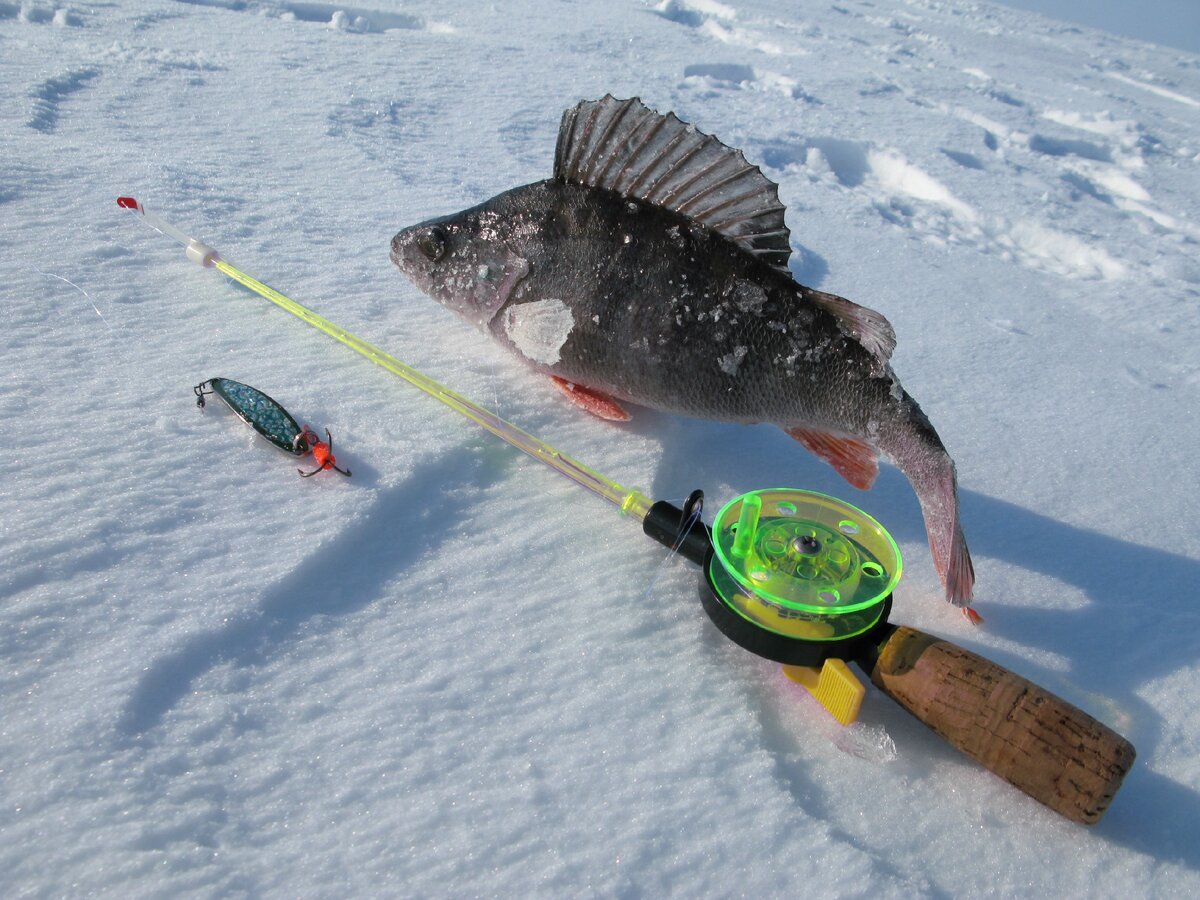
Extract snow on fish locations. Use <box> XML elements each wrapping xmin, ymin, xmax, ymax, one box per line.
<box><xmin>390</xmin><ymin>95</ymin><xmax>976</xmax><ymax>615</ymax></box>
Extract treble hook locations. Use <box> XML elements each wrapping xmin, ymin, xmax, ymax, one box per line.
<box><xmin>298</xmin><ymin>428</ymin><xmax>351</xmax><ymax>477</ymax></box>
<box><xmin>193</xmin><ymin>381</ymin><xmax>214</xmax><ymax>409</ymax></box>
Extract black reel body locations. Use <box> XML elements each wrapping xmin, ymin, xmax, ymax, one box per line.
<box><xmin>699</xmin><ymin>564</ymin><xmax>894</xmax><ymax>666</ymax></box>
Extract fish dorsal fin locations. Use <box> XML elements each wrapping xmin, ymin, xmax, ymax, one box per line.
<box><xmin>807</xmin><ymin>288</ymin><xmax>897</xmax><ymax>364</ymax></box>
<box><xmin>555</xmin><ymin>96</ymin><xmax>792</xmax><ymax>274</ymax></box>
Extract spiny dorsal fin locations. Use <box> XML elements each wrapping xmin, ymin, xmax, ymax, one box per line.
<box><xmin>555</xmin><ymin>96</ymin><xmax>792</xmax><ymax>274</ymax></box>
<box><xmin>807</xmin><ymin>288</ymin><xmax>897</xmax><ymax>364</ymax></box>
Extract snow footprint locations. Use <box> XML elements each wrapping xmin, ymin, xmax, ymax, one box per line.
<box><xmin>1038</xmin><ymin>109</ymin><xmax>1199</xmax><ymax>239</ymax></box>
<box><xmin>787</xmin><ymin>135</ymin><xmax>1126</xmax><ymax>280</ymax></box>
<box><xmin>278</xmin><ymin>2</ymin><xmax>423</xmax><ymax>33</ymax></box>
<box><xmin>652</xmin><ymin>0</ymin><xmax>737</xmax><ymax>30</ymax></box>
<box><xmin>652</xmin><ymin>0</ymin><xmax>785</xmax><ymax>55</ymax></box>
<box><xmin>0</xmin><ymin>4</ymin><xmax>82</xmax><ymax>25</ymax></box>
<box><xmin>682</xmin><ymin>63</ymin><xmax>816</xmax><ymax>102</ymax></box>
<box><xmin>26</xmin><ymin>68</ymin><xmax>100</xmax><ymax>133</ymax></box>
<box><xmin>795</xmin><ymin>136</ymin><xmax>979</xmax><ymax>238</ymax></box>
<box><xmin>168</xmin><ymin>0</ymin><xmax>445</xmax><ymax>34</ymax></box>
<box><xmin>656</xmin><ymin>0</ymin><xmax>819</xmax><ymax>96</ymax></box>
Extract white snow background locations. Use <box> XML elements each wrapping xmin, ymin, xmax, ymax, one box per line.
<box><xmin>3</xmin><ymin>0</ymin><xmax>1199</xmax><ymax>895</ymax></box>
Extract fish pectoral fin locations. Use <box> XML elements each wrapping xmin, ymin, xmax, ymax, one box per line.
<box><xmin>551</xmin><ymin>376</ymin><xmax>631</xmax><ymax>422</ymax></box>
<box><xmin>784</xmin><ymin>427</ymin><xmax>879</xmax><ymax>491</ymax></box>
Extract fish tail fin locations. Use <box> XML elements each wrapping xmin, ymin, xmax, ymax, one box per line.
<box><xmin>879</xmin><ymin>412</ymin><xmax>976</xmax><ymax>610</ymax></box>
<box><xmin>913</xmin><ymin>452</ymin><xmax>975</xmax><ymax>609</ymax></box>
<box><xmin>936</xmin><ymin>491</ymin><xmax>975</xmax><ymax>608</ymax></box>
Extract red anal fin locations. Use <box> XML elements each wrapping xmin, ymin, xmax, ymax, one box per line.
<box><xmin>551</xmin><ymin>377</ymin><xmax>631</xmax><ymax>422</ymax></box>
<box><xmin>784</xmin><ymin>427</ymin><xmax>879</xmax><ymax>490</ymax></box>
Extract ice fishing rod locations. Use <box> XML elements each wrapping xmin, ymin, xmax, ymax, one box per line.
<box><xmin>118</xmin><ymin>196</ymin><xmax>1134</xmax><ymax>825</ymax></box>
<box><xmin>115</xmin><ymin>198</ymin><xmax>650</xmax><ymax>518</ymax></box>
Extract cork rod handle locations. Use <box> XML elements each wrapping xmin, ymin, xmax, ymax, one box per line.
<box><xmin>864</xmin><ymin>626</ymin><xmax>1135</xmax><ymax>825</ymax></box>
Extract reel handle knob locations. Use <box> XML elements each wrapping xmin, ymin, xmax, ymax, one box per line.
<box><xmin>864</xmin><ymin>626</ymin><xmax>1135</xmax><ymax>825</ymax></box>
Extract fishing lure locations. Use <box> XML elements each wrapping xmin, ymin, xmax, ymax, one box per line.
<box><xmin>194</xmin><ymin>377</ymin><xmax>350</xmax><ymax>477</ymax></box>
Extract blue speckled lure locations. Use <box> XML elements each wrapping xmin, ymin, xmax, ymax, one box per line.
<box><xmin>194</xmin><ymin>378</ymin><xmax>350</xmax><ymax>477</ymax></box>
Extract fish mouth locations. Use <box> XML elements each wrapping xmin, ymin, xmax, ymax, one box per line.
<box><xmin>388</xmin><ymin>232</ymin><xmax>407</xmax><ymax>270</ymax></box>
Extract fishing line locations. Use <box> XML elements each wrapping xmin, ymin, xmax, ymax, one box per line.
<box><xmin>32</xmin><ymin>265</ymin><xmax>112</xmax><ymax>329</ymax></box>
<box><xmin>637</xmin><ymin>489</ymin><xmax>706</xmax><ymax>605</ymax></box>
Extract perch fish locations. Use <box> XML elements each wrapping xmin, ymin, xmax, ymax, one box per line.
<box><xmin>391</xmin><ymin>95</ymin><xmax>975</xmax><ymax>613</ymax></box>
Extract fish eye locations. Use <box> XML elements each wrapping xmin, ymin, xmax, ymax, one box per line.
<box><xmin>418</xmin><ymin>227</ymin><xmax>447</xmax><ymax>262</ymax></box>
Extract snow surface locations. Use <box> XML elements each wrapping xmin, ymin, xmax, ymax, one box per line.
<box><xmin>3</xmin><ymin>0</ymin><xmax>1200</xmax><ymax>895</ymax></box>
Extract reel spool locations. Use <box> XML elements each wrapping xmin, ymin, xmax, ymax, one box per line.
<box><xmin>699</xmin><ymin>488</ymin><xmax>901</xmax><ymax>668</ymax></box>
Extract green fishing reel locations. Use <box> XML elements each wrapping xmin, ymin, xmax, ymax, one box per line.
<box><xmin>645</xmin><ymin>488</ymin><xmax>902</xmax><ymax>668</ymax></box>
<box><xmin>704</xmin><ymin>488</ymin><xmax>901</xmax><ymax>665</ymax></box>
